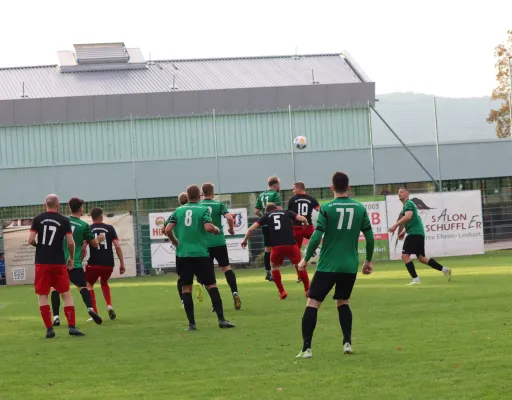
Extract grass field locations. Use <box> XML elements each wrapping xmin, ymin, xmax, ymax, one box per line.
<box><xmin>1</xmin><ymin>251</ymin><xmax>511</xmax><ymax>400</ymax></box>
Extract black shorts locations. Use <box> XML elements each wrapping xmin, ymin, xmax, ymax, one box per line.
<box><xmin>180</xmin><ymin>257</ymin><xmax>216</xmax><ymax>286</ymax></box>
<box><xmin>262</xmin><ymin>225</ymin><xmax>270</xmax><ymax>247</ymax></box>
<box><xmin>175</xmin><ymin>256</ymin><xmax>182</xmax><ymax>276</ymax></box>
<box><xmin>307</xmin><ymin>271</ymin><xmax>357</xmax><ymax>302</ymax></box>
<box><xmin>209</xmin><ymin>245</ymin><xmax>230</xmax><ymax>268</ymax></box>
<box><xmin>403</xmin><ymin>235</ymin><xmax>425</xmax><ymax>257</ymax></box>
<box><xmin>68</xmin><ymin>268</ymin><xmax>87</xmax><ymax>288</ymax></box>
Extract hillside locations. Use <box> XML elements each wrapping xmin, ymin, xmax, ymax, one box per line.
<box><xmin>372</xmin><ymin>92</ymin><xmax>501</xmax><ymax>146</ymax></box>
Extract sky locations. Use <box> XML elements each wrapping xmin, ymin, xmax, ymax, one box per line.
<box><xmin>0</xmin><ymin>0</ymin><xmax>511</xmax><ymax>98</ymax></box>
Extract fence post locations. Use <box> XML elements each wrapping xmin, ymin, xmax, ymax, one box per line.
<box><xmin>130</xmin><ymin>115</ymin><xmax>142</xmax><ymax>275</ymax></box>
<box><xmin>432</xmin><ymin>96</ymin><xmax>443</xmax><ymax>192</ymax></box>
<box><xmin>367</xmin><ymin>101</ymin><xmax>377</xmax><ymax>195</ymax></box>
<box><xmin>288</xmin><ymin>105</ymin><xmax>296</xmax><ymax>182</ymax></box>
<box><xmin>213</xmin><ymin>109</ymin><xmax>221</xmax><ymax>195</ymax></box>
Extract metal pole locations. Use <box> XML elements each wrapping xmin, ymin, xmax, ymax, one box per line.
<box><xmin>288</xmin><ymin>104</ymin><xmax>296</xmax><ymax>182</ymax></box>
<box><xmin>130</xmin><ymin>115</ymin><xmax>141</xmax><ymax>274</ymax></box>
<box><xmin>508</xmin><ymin>57</ymin><xmax>512</xmax><ymax>138</ymax></box>
<box><xmin>432</xmin><ymin>96</ymin><xmax>442</xmax><ymax>192</ymax></box>
<box><xmin>367</xmin><ymin>101</ymin><xmax>377</xmax><ymax>195</ymax></box>
<box><xmin>213</xmin><ymin>109</ymin><xmax>221</xmax><ymax>196</ymax></box>
<box><xmin>370</xmin><ymin>105</ymin><xmax>440</xmax><ymax>189</ymax></box>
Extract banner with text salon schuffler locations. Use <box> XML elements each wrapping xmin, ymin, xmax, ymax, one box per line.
<box><xmin>386</xmin><ymin>191</ymin><xmax>484</xmax><ymax>260</ymax></box>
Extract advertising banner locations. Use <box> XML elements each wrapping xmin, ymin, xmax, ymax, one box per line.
<box><xmin>386</xmin><ymin>191</ymin><xmax>484</xmax><ymax>259</ymax></box>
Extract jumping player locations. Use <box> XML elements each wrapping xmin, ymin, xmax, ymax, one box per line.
<box><xmin>242</xmin><ymin>203</ymin><xmax>309</xmax><ymax>299</ymax></box>
<box><xmin>27</xmin><ymin>194</ymin><xmax>85</xmax><ymax>338</ymax></box>
<box><xmin>165</xmin><ymin>185</ymin><xmax>236</xmax><ymax>330</ymax></box>
<box><xmin>287</xmin><ymin>182</ymin><xmax>320</xmax><ymax>282</ymax></box>
<box><xmin>255</xmin><ymin>176</ymin><xmax>282</xmax><ymax>281</ymax></box>
<box><xmin>200</xmin><ymin>182</ymin><xmax>241</xmax><ymax>310</ymax></box>
<box><xmin>85</xmin><ymin>207</ymin><xmax>126</xmax><ymax>320</ymax></box>
<box><xmin>296</xmin><ymin>172</ymin><xmax>375</xmax><ymax>358</ymax></box>
<box><xmin>389</xmin><ymin>187</ymin><xmax>452</xmax><ymax>284</ymax></box>
<box><xmin>51</xmin><ymin>198</ymin><xmax>104</xmax><ymax>326</ymax></box>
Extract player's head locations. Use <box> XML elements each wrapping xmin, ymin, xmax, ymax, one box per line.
<box><xmin>186</xmin><ymin>185</ymin><xmax>201</xmax><ymax>203</ymax></box>
<box><xmin>45</xmin><ymin>194</ymin><xmax>60</xmax><ymax>211</ymax></box>
<box><xmin>398</xmin><ymin>187</ymin><xmax>410</xmax><ymax>202</ymax></box>
<box><xmin>268</xmin><ymin>176</ymin><xmax>280</xmax><ymax>192</ymax></box>
<box><xmin>68</xmin><ymin>197</ymin><xmax>85</xmax><ymax>216</ymax></box>
<box><xmin>178</xmin><ymin>192</ymin><xmax>188</xmax><ymax>206</ymax></box>
<box><xmin>201</xmin><ymin>182</ymin><xmax>215</xmax><ymax>199</ymax></box>
<box><xmin>293</xmin><ymin>181</ymin><xmax>306</xmax><ymax>195</ymax></box>
<box><xmin>265</xmin><ymin>203</ymin><xmax>278</xmax><ymax>213</ymax></box>
<box><xmin>90</xmin><ymin>207</ymin><xmax>104</xmax><ymax>223</ymax></box>
<box><xmin>331</xmin><ymin>172</ymin><xmax>350</xmax><ymax>195</ymax></box>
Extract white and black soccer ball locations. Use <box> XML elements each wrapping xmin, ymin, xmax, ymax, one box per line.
<box><xmin>294</xmin><ymin>136</ymin><xmax>308</xmax><ymax>150</ymax></box>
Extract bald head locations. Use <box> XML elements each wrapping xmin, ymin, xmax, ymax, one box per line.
<box><xmin>45</xmin><ymin>194</ymin><xmax>60</xmax><ymax>211</ymax></box>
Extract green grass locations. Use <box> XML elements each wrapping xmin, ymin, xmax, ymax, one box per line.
<box><xmin>1</xmin><ymin>251</ymin><xmax>511</xmax><ymax>400</ymax></box>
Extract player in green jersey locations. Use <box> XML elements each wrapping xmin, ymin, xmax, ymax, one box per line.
<box><xmin>296</xmin><ymin>172</ymin><xmax>375</xmax><ymax>358</ymax></box>
<box><xmin>51</xmin><ymin>198</ymin><xmax>104</xmax><ymax>326</ymax></box>
<box><xmin>165</xmin><ymin>185</ymin><xmax>236</xmax><ymax>331</ymax></box>
<box><xmin>201</xmin><ymin>182</ymin><xmax>241</xmax><ymax>310</ymax></box>
<box><xmin>255</xmin><ymin>176</ymin><xmax>282</xmax><ymax>281</ymax></box>
<box><xmin>389</xmin><ymin>187</ymin><xmax>452</xmax><ymax>285</ymax></box>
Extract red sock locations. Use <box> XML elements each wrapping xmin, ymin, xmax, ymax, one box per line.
<box><xmin>64</xmin><ymin>306</ymin><xmax>76</xmax><ymax>327</ymax></box>
<box><xmin>294</xmin><ymin>264</ymin><xmax>300</xmax><ymax>276</ymax></box>
<box><xmin>39</xmin><ymin>305</ymin><xmax>52</xmax><ymax>329</ymax></box>
<box><xmin>300</xmin><ymin>269</ymin><xmax>310</xmax><ymax>292</ymax></box>
<box><xmin>101</xmin><ymin>283</ymin><xmax>112</xmax><ymax>307</ymax></box>
<box><xmin>271</xmin><ymin>270</ymin><xmax>285</xmax><ymax>293</ymax></box>
<box><xmin>89</xmin><ymin>290</ymin><xmax>98</xmax><ymax>313</ymax></box>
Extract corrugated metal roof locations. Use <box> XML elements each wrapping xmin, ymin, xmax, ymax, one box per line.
<box><xmin>0</xmin><ymin>54</ymin><xmax>362</xmax><ymax>100</ymax></box>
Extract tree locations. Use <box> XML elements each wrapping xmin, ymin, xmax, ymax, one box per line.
<box><xmin>487</xmin><ymin>30</ymin><xmax>512</xmax><ymax>138</ymax></box>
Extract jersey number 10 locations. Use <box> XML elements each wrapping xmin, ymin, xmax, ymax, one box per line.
<box><xmin>336</xmin><ymin>208</ymin><xmax>354</xmax><ymax>230</ymax></box>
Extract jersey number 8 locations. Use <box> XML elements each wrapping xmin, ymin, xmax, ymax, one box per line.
<box><xmin>185</xmin><ymin>209</ymin><xmax>193</xmax><ymax>226</ymax></box>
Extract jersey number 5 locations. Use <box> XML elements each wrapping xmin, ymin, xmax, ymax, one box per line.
<box><xmin>336</xmin><ymin>208</ymin><xmax>354</xmax><ymax>230</ymax></box>
<box><xmin>185</xmin><ymin>209</ymin><xmax>193</xmax><ymax>226</ymax></box>
<box><xmin>273</xmin><ymin>215</ymin><xmax>281</xmax><ymax>230</ymax></box>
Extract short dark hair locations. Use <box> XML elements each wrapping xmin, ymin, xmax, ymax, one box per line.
<box><xmin>68</xmin><ymin>197</ymin><xmax>84</xmax><ymax>213</ymax></box>
<box><xmin>332</xmin><ymin>172</ymin><xmax>349</xmax><ymax>193</ymax></box>
<box><xmin>90</xmin><ymin>207</ymin><xmax>103</xmax><ymax>221</ymax></box>
<box><xmin>178</xmin><ymin>192</ymin><xmax>188</xmax><ymax>206</ymax></box>
<box><xmin>294</xmin><ymin>181</ymin><xmax>306</xmax><ymax>191</ymax></box>
<box><xmin>265</xmin><ymin>203</ymin><xmax>278</xmax><ymax>213</ymax></box>
<box><xmin>399</xmin><ymin>187</ymin><xmax>409</xmax><ymax>192</ymax></box>
<box><xmin>187</xmin><ymin>185</ymin><xmax>201</xmax><ymax>201</ymax></box>
<box><xmin>202</xmin><ymin>182</ymin><xmax>215</xmax><ymax>197</ymax></box>
<box><xmin>268</xmin><ymin>176</ymin><xmax>280</xmax><ymax>187</ymax></box>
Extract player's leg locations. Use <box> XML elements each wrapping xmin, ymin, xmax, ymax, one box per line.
<box><xmin>289</xmin><ymin>245</ymin><xmax>309</xmax><ymax>294</ymax></box>
<box><xmin>34</xmin><ymin>264</ymin><xmax>56</xmax><ymax>338</ymax></box>
<box><xmin>70</xmin><ymin>268</ymin><xmax>102</xmax><ymax>324</ymax></box>
<box><xmin>199</xmin><ymin>257</ymin><xmax>235</xmax><ymax>328</ymax></box>
<box><xmin>180</xmin><ymin>259</ymin><xmax>197</xmax><ymax>330</ymax></box>
<box><xmin>417</xmin><ymin>237</ymin><xmax>452</xmax><ymax>281</ymax></box>
<box><xmin>51</xmin><ymin>289</ymin><xmax>61</xmax><ymax>326</ymax></box>
<box><xmin>175</xmin><ymin>256</ymin><xmax>184</xmax><ymax>306</ymax></box>
<box><xmin>214</xmin><ymin>245</ymin><xmax>241</xmax><ymax>311</ymax></box>
<box><xmin>270</xmin><ymin>247</ymin><xmax>287</xmax><ymax>299</ymax></box>
<box><xmin>262</xmin><ymin>226</ymin><xmax>273</xmax><ymax>281</ymax></box>
<box><xmin>297</xmin><ymin>271</ymin><xmax>335</xmax><ymax>358</ymax></box>
<box><xmin>334</xmin><ymin>273</ymin><xmax>358</xmax><ymax>354</ymax></box>
<box><xmin>98</xmin><ymin>268</ymin><xmax>116</xmax><ymax>320</ymax></box>
<box><xmin>85</xmin><ymin>265</ymin><xmax>99</xmax><ymax>314</ymax></box>
<box><xmin>402</xmin><ymin>236</ymin><xmax>420</xmax><ymax>284</ymax></box>
<box><xmin>52</xmin><ymin>265</ymin><xmax>85</xmax><ymax>336</ymax></box>
<box><xmin>293</xmin><ymin>226</ymin><xmax>304</xmax><ymax>282</ymax></box>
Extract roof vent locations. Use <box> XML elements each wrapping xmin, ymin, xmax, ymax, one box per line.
<box><xmin>57</xmin><ymin>42</ymin><xmax>147</xmax><ymax>73</ymax></box>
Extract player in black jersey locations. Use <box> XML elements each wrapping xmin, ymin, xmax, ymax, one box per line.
<box><xmin>27</xmin><ymin>194</ymin><xmax>84</xmax><ymax>338</ymax></box>
<box><xmin>242</xmin><ymin>203</ymin><xmax>309</xmax><ymax>299</ymax></box>
<box><xmin>288</xmin><ymin>182</ymin><xmax>320</xmax><ymax>282</ymax></box>
<box><xmin>85</xmin><ymin>207</ymin><xmax>126</xmax><ymax>321</ymax></box>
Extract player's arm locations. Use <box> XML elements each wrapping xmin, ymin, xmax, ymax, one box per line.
<box><xmin>220</xmin><ymin>203</ymin><xmax>234</xmax><ymax>235</ymax></box>
<box><xmin>390</xmin><ymin>211</ymin><xmax>413</xmax><ymax>232</ymax></box>
<box><xmin>362</xmin><ymin>211</ymin><xmax>375</xmax><ymax>274</ymax></box>
<box><xmin>28</xmin><ymin>219</ymin><xmax>38</xmax><ymax>247</ymax></box>
<box><xmin>241</xmin><ymin>218</ymin><xmax>264</xmax><ymax>248</ymax></box>
<box><xmin>65</xmin><ymin>233</ymin><xmax>76</xmax><ymax>270</ymax></box>
<box><xmin>287</xmin><ymin>197</ymin><xmax>293</xmax><ymax>211</ymax></box>
<box><xmin>113</xmin><ymin>238</ymin><xmax>126</xmax><ymax>275</ymax></box>
<box><xmin>292</xmin><ymin>212</ymin><xmax>308</xmax><ymax>227</ymax></box>
<box><xmin>203</xmin><ymin>208</ymin><xmax>220</xmax><ymax>234</ymax></box>
<box><xmin>85</xmin><ymin>225</ymin><xmax>102</xmax><ymax>249</ymax></box>
<box><xmin>313</xmin><ymin>198</ymin><xmax>321</xmax><ymax>212</ymax></box>
<box><xmin>81</xmin><ymin>241</ymin><xmax>88</xmax><ymax>261</ymax></box>
<box><xmin>302</xmin><ymin>209</ymin><xmax>327</xmax><ymax>266</ymax></box>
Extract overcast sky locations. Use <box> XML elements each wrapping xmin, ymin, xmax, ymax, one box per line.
<box><xmin>1</xmin><ymin>0</ymin><xmax>511</xmax><ymax>98</ymax></box>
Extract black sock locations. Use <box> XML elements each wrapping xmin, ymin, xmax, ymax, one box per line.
<box><xmin>428</xmin><ymin>258</ymin><xmax>444</xmax><ymax>272</ymax></box>
<box><xmin>264</xmin><ymin>252</ymin><xmax>271</xmax><ymax>272</ymax></box>
<box><xmin>301</xmin><ymin>306</ymin><xmax>318</xmax><ymax>351</ymax></box>
<box><xmin>51</xmin><ymin>290</ymin><xmax>60</xmax><ymax>317</ymax></box>
<box><xmin>177</xmin><ymin>279</ymin><xmax>183</xmax><ymax>300</ymax></box>
<box><xmin>337</xmin><ymin>304</ymin><xmax>353</xmax><ymax>345</ymax></box>
<box><xmin>182</xmin><ymin>292</ymin><xmax>195</xmax><ymax>325</ymax></box>
<box><xmin>224</xmin><ymin>270</ymin><xmax>238</xmax><ymax>293</ymax></box>
<box><xmin>405</xmin><ymin>261</ymin><xmax>418</xmax><ymax>279</ymax></box>
<box><xmin>79</xmin><ymin>287</ymin><xmax>93</xmax><ymax>309</ymax></box>
<box><xmin>208</xmin><ymin>287</ymin><xmax>225</xmax><ymax>321</ymax></box>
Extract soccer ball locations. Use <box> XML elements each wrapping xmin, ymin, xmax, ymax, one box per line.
<box><xmin>294</xmin><ymin>136</ymin><xmax>308</xmax><ymax>150</ymax></box>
